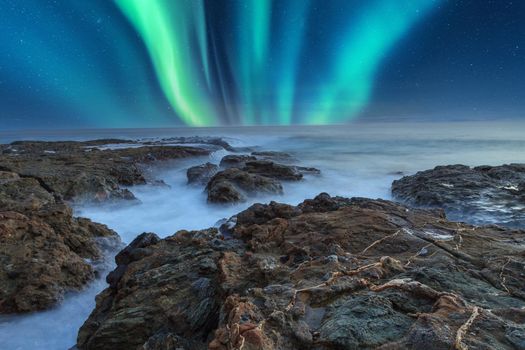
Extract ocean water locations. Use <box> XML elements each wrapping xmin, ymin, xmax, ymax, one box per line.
<box><xmin>1</xmin><ymin>121</ymin><xmax>524</xmax><ymax>349</ymax></box>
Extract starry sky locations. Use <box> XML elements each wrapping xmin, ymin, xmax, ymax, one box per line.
<box><xmin>1</xmin><ymin>0</ymin><xmax>523</xmax><ymax>128</ymax></box>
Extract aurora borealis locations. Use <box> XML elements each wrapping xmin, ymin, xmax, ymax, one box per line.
<box><xmin>116</xmin><ymin>0</ymin><xmax>439</xmax><ymax>126</ymax></box>
<box><xmin>1</xmin><ymin>0</ymin><xmax>524</xmax><ymax>128</ymax></box>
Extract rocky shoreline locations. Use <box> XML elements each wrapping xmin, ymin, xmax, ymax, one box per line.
<box><xmin>1</xmin><ymin>138</ymin><xmax>524</xmax><ymax>349</ymax></box>
<box><xmin>0</xmin><ymin>138</ymin><xmax>221</xmax><ymax>313</ymax></box>
<box><xmin>77</xmin><ymin>193</ymin><xmax>525</xmax><ymax>349</ymax></box>
<box><xmin>392</xmin><ymin>164</ymin><xmax>525</xmax><ymax>227</ymax></box>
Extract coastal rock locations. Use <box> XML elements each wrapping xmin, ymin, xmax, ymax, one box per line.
<box><xmin>187</xmin><ymin>162</ymin><xmax>219</xmax><ymax>185</ymax></box>
<box><xmin>242</xmin><ymin>160</ymin><xmax>303</xmax><ymax>180</ymax></box>
<box><xmin>0</xmin><ymin>171</ymin><xmax>120</xmax><ymax>313</ymax></box>
<box><xmin>77</xmin><ymin>194</ymin><xmax>525</xmax><ymax>349</ymax></box>
<box><xmin>392</xmin><ymin>164</ymin><xmax>525</xmax><ymax>226</ymax></box>
<box><xmin>251</xmin><ymin>151</ymin><xmax>295</xmax><ymax>162</ymax></box>
<box><xmin>219</xmin><ymin>154</ymin><xmax>257</xmax><ymax>168</ymax></box>
<box><xmin>207</xmin><ymin>155</ymin><xmax>321</xmax><ymax>203</ymax></box>
<box><xmin>0</xmin><ymin>139</ymin><xmax>212</xmax><ymax>203</ymax></box>
<box><xmin>206</xmin><ymin>168</ymin><xmax>283</xmax><ymax>203</ymax></box>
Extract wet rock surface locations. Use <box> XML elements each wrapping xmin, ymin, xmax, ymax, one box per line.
<box><xmin>392</xmin><ymin>164</ymin><xmax>525</xmax><ymax>227</ymax></box>
<box><xmin>0</xmin><ymin>170</ymin><xmax>120</xmax><ymax>313</ymax></box>
<box><xmin>0</xmin><ymin>139</ymin><xmax>214</xmax><ymax>203</ymax></box>
<box><xmin>219</xmin><ymin>154</ymin><xmax>257</xmax><ymax>169</ymax></box>
<box><xmin>0</xmin><ymin>137</ymin><xmax>230</xmax><ymax>313</ymax></box>
<box><xmin>203</xmin><ymin>153</ymin><xmax>320</xmax><ymax>203</ymax></box>
<box><xmin>77</xmin><ymin>193</ymin><xmax>525</xmax><ymax>349</ymax></box>
<box><xmin>206</xmin><ymin>168</ymin><xmax>283</xmax><ymax>203</ymax></box>
<box><xmin>251</xmin><ymin>151</ymin><xmax>295</xmax><ymax>163</ymax></box>
<box><xmin>187</xmin><ymin>162</ymin><xmax>219</xmax><ymax>185</ymax></box>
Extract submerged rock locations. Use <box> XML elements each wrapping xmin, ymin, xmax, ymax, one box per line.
<box><xmin>77</xmin><ymin>194</ymin><xmax>525</xmax><ymax>349</ymax></box>
<box><xmin>0</xmin><ymin>171</ymin><xmax>120</xmax><ymax>313</ymax></box>
<box><xmin>392</xmin><ymin>164</ymin><xmax>525</xmax><ymax>226</ymax></box>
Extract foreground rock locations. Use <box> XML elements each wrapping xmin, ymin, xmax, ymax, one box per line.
<box><xmin>392</xmin><ymin>164</ymin><xmax>525</xmax><ymax>227</ymax></box>
<box><xmin>0</xmin><ymin>171</ymin><xmax>120</xmax><ymax>313</ymax></box>
<box><xmin>78</xmin><ymin>194</ymin><xmax>525</xmax><ymax>349</ymax></box>
<box><xmin>0</xmin><ymin>139</ymin><xmax>214</xmax><ymax>203</ymax></box>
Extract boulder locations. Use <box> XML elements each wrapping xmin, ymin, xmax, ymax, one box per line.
<box><xmin>187</xmin><ymin>163</ymin><xmax>219</xmax><ymax>185</ymax></box>
<box><xmin>77</xmin><ymin>194</ymin><xmax>525</xmax><ymax>349</ymax></box>
<box><xmin>206</xmin><ymin>168</ymin><xmax>283</xmax><ymax>203</ymax></box>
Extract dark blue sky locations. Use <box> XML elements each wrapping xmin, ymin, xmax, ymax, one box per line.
<box><xmin>1</xmin><ymin>0</ymin><xmax>523</xmax><ymax>129</ymax></box>
<box><xmin>368</xmin><ymin>0</ymin><xmax>525</xmax><ymax>121</ymax></box>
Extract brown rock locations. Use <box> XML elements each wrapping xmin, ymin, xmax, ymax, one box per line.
<box><xmin>206</xmin><ymin>168</ymin><xmax>283</xmax><ymax>203</ymax></box>
<box><xmin>77</xmin><ymin>194</ymin><xmax>525</xmax><ymax>349</ymax></box>
<box><xmin>0</xmin><ymin>171</ymin><xmax>120</xmax><ymax>314</ymax></box>
<box><xmin>0</xmin><ymin>139</ymin><xmax>212</xmax><ymax>203</ymax></box>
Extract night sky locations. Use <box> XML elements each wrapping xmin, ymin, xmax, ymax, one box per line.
<box><xmin>1</xmin><ymin>0</ymin><xmax>523</xmax><ymax>129</ymax></box>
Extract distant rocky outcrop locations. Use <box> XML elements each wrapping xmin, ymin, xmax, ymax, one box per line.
<box><xmin>0</xmin><ymin>170</ymin><xmax>120</xmax><ymax>313</ymax></box>
<box><xmin>187</xmin><ymin>162</ymin><xmax>219</xmax><ymax>185</ymax></box>
<box><xmin>191</xmin><ymin>153</ymin><xmax>321</xmax><ymax>204</ymax></box>
<box><xmin>206</xmin><ymin>168</ymin><xmax>284</xmax><ymax>203</ymax></box>
<box><xmin>0</xmin><ymin>139</ymin><xmax>215</xmax><ymax>204</ymax></box>
<box><xmin>77</xmin><ymin>194</ymin><xmax>525</xmax><ymax>349</ymax></box>
<box><xmin>392</xmin><ymin>164</ymin><xmax>525</xmax><ymax>227</ymax></box>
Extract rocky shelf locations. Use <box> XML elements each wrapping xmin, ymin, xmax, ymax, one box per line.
<box><xmin>392</xmin><ymin>164</ymin><xmax>525</xmax><ymax>227</ymax></box>
<box><xmin>77</xmin><ymin>194</ymin><xmax>525</xmax><ymax>350</ymax></box>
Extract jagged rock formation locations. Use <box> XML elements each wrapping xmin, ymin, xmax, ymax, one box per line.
<box><xmin>77</xmin><ymin>194</ymin><xmax>525</xmax><ymax>349</ymax></box>
<box><xmin>392</xmin><ymin>164</ymin><xmax>525</xmax><ymax>227</ymax></box>
<box><xmin>0</xmin><ymin>138</ymin><xmax>228</xmax><ymax>313</ymax></box>
<box><xmin>0</xmin><ymin>170</ymin><xmax>120</xmax><ymax>313</ymax></box>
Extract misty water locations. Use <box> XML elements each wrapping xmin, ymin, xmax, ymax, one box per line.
<box><xmin>1</xmin><ymin>121</ymin><xmax>524</xmax><ymax>349</ymax></box>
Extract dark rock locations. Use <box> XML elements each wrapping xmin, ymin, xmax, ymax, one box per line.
<box><xmin>206</xmin><ymin>168</ymin><xmax>283</xmax><ymax>203</ymax></box>
<box><xmin>187</xmin><ymin>162</ymin><xmax>219</xmax><ymax>185</ymax></box>
<box><xmin>219</xmin><ymin>155</ymin><xmax>257</xmax><ymax>168</ymax></box>
<box><xmin>77</xmin><ymin>194</ymin><xmax>525</xmax><ymax>349</ymax></box>
<box><xmin>77</xmin><ymin>229</ymin><xmax>226</xmax><ymax>350</ymax></box>
<box><xmin>251</xmin><ymin>151</ymin><xmax>295</xmax><ymax>162</ymax></box>
<box><xmin>392</xmin><ymin>164</ymin><xmax>525</xmax><ymax>226</ymax></box>
<box><xmin>295</xmin><ymin>165</ymin><xmax>321</xmax><ymax>175</ymax></box>
<box><xmin>242</xmin><ymin>160</ymin><xmax>303</xmax><ymax>180</ymax></box>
